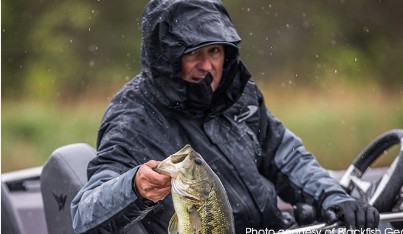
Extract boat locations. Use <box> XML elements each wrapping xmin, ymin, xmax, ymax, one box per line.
<box><xmin>2</xmin><ymin>130</ymin><xmax>402</xmax><ymax>233</ymax></box>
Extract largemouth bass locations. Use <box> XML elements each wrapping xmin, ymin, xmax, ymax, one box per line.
<box><xmin>154</xmin><ymin>144</ymin><xmax>235</xmax><ymax>234</ymax></box>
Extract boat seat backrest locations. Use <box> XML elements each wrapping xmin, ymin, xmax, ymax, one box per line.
<box><xmin>1</xmin><ymin>182</ymin><xmax>25</xmax><ymax>234</ymax></box>
<box><xmin>40</xmin><ymin>143</ymin><xmax>147</xmax><ymax>233</ymax></box>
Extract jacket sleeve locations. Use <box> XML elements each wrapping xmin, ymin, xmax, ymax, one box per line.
<box><xmin>70</xmin><ymin>86</ymin><xmax>169</xmax><ymax>233</ymax></box>
<box><xmin>270</xmin><ymin>129</ymin><xmax>354</xmax><ymax>212</ymax></box>
<box><xmin>253</xmin><ymin>88</ymin><xmax>353</xmax><ymax>214</ymax></box>
<box><xmin>70</xmin><ymin>167</ymin><xmax>156</xmax><ymax>233</ymax></box>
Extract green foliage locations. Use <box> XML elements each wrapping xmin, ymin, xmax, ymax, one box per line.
<box><xmin>2</xmin><ymin>85</ymin><xmax>402</xmax><ymax>172</ymax></box>
<box><xmin>2</xmin><ymin>0</ymin><xmax>403</xmax><ymax>171</ymax></box>
<box><xmin>261</xmin><ymin>82</ymin><xmax>403</xmax><ymax>170</ymax></box>
<box><xmin>2</xmin><ymin>0</ymin><xmax>146</xmax><ymax>100</ymax></box>
<box><xmin>2</xmin><ymin>100</ymin><xmax>105</xmax><ymax>172</ymax></box>
<box><xmin>2</xmin><ymin>0</ymin><xmax>403</xmax><ymax>101</ymax></box>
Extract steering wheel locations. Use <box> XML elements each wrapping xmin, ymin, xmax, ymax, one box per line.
<box><xmin>339</xmin><ymin>129</ymin><xmax>403</xmax><ymax>228</ymax></box>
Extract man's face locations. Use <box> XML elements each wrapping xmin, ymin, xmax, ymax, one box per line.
<box><xmin>181</xmin><ymin>44</ymin><xmax>225</xmax><ymax>92</ymax></box>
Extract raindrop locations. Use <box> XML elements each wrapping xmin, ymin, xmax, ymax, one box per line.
<box><xmin>354</xmin><ymin>58</ymin><xmax>358</xmax><ymax>62</ymax></box>
<box><xmin>89</xmin><ymin>44</ymin><xmax>98</xmax><ymax>52</ymax></box>
<box><xmin>334</xmin><ymin>69</ymin><xmax>338</xmax><ymax>74</ymax></box>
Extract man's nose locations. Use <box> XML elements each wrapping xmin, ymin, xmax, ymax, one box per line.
<box><xmin>196</xmin><ymin>55</ymin><xmax>213</xmax><ymax>71</ymax></box>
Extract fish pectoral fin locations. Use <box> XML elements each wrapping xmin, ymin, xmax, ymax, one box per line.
<box><xmin>168</xmin><ymin>213</ymin><xmax>179</xmax><ymax>234</ymax></box>
<box><xmin>189</xmin><ymin>206</ymin><xmax>202</xmax><ymax>234</ymax></box>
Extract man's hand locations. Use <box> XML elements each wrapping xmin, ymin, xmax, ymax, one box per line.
<box><xmin>134</xmin><ymin>160</ymin><xmax>171</xmax><ymax>203</ymax></box>
<box><xmin>323</xmin><ymin>200</ymin><xmax>379</xmax><ymax>230</ymax></box>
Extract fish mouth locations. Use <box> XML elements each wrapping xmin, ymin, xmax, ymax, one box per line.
<box><xmin>154</xmin><ymin>166</ymin><xmax>179</xmax><ymax>178</ymax></box>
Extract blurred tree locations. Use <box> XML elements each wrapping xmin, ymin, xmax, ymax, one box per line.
<box><xmin>223</xmin><ymin>0</ymin><xmax>403</xmax><ymax>90</ymax></box>
<box><xmin>2</xmin><ymin>0</ymin><xmax>146</xmax><ymax>101</ymax></box>
<box><xmin>2</xmin><ymin>0</ymin><xmax>403</xmax><ymax>101</ymax></box>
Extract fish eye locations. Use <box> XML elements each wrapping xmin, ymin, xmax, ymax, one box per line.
<box><xmin>194</xmin><ymin>158</ymin><xmax>203</xmax><ymax>165</ymax></box>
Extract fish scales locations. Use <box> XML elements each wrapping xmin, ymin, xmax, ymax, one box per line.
<box><xmin>172</xmin><ymin>184</ymin><xmax>232</xmax><ymax>234</ymax></box>
<box><xmin>155</xmin><ymin>144</ymin><xmax>235</xmax><ymax>234</ymax></box>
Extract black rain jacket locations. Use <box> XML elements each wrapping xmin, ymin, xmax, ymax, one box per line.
<box><xmin>71</xmin><ymin>0</ymin><xmax>353</xmax><ymax>233</ymax></box>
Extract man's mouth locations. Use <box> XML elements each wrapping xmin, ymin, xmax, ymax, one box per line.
<box><xmin>191</xmin><ymin>77</ymin><xmax>204</xmax><ymax>82</ymax></box>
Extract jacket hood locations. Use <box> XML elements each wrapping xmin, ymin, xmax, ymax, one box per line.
<box><xmin>140</xmin><ymin>0</ymin><xmax>250</xmax><ymax>118</ymax></box>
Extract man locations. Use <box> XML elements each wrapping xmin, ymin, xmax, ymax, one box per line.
<box><xmin>71</xmin><ymin>0</ymin><xmax>379</xmax><ymax>233</ymax></box>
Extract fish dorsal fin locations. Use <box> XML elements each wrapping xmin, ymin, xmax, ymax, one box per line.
<box><xmin>168</xmin><ymin>213</ymin><xmax>179</xmax><ymax>234</ymax></box>
<box><xmin>189</xmin><ymin>205</ymin><xmax>202</xmax><ymax>234</ymax></box>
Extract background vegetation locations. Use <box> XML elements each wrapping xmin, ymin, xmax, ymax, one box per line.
<box><xmin>2</xmin><ymin>0</ymin><xmax>403</xmax><ymax>172</ymax></box>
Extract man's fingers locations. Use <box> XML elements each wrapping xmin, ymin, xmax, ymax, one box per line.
<box><xmin>366</xmin><ymin>206</ymin><xmax>379</xmax><ymax>229</ymax></box>
<box><xmin>332</xmin><ymin>201</ymin><xmax>380</xmax><ymax>230</ymax></box>
<box><xmin>145</xmin><ymin>160</ymin><xmax>160</xmax><ymax>169</ymax></box>
<box><xmin>134</xmin><ymin>160</ymin><xmax>172</xmax><ymax>202</ymax></box>
<box><xmin>141</xmin><ymin>182</ymin><xmax>171</xmax><ymax>203</ymax></box>
<box><xmin>355</xmin><ymin>206</ymin><xmax>366</xmax><ymax>230</ymax></box>
<box><xmin>148</xmin><ymin>170</ymin><xmax>171</xmax><ymax>186</ymax></box>
<box><xmin>140</xmin><ymin>160</ymin><xmax>171</xmax><ymax>185</ymax></box>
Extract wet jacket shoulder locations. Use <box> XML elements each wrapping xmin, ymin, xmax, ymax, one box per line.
<box><xmin>225</xmin><ymin>79</ymin><xmax>353</xmax><ymax>225</ymax></box>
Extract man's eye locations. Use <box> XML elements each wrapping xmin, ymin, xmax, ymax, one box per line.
<box><xmin>210</xmin><ymin>47</ymin><xmax>220</xmax><ymax>54</ymax></box>
<box><xmin>183</xmin><ymin>50</ymin><xmax>199</xmax><ymax>60</ymax></box>
<box><xmin>210</xmin><ymin>46</ymin><xmax>224</xmax><ymax>57</ymax></box>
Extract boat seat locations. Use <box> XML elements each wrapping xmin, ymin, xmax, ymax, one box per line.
<box><xmin>1</xmin><ymin>182</ymin><xmax>25</xmax><ymax>234</ymax></box>
<box><xmin>40</xmin><ymin>143</ymin><xmax>148</xmax><ymax>233</ymax></box>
